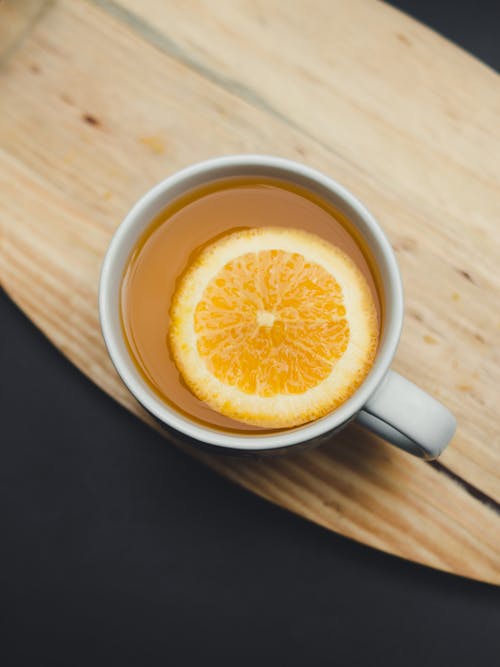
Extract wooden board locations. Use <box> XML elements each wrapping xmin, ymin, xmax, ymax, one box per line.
<box><xmin>1</xmin><ymin>0</ymin><xmax>499</xmax><ymax>583</ymax></box>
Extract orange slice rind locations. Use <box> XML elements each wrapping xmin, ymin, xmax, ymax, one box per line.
<box><xmin>169</xmin><ymin>227</ymin><xmax>378</xmax><ymax>427</ymax></box>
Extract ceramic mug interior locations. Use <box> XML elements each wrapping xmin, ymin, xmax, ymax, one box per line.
<box><xmin>99</xmin><ymin>155</ymin><xmax>403</xmax><ymax>452</ymax></box>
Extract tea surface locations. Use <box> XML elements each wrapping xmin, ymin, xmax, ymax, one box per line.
<box><xmin>121</xmin><ymin>177</ymin><xmax>382</xmax><ymax>433</ymax></box>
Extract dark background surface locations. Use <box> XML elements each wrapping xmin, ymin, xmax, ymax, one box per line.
<box><xmin>1</xmin><ymin>1</ymin><xmax>499</xmax><ymax>665</ymax></box>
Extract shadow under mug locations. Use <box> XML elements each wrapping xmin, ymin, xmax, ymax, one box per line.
<box><xmin>99</xmin><ymin>155</ymin><xmax>456</xmax><ymax>460</ymax></box>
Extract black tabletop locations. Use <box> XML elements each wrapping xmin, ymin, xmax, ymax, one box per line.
<box><xmin>1</xmin><ymin>2</ymin><xmax>499</xmax><ymax>665</ymax></box>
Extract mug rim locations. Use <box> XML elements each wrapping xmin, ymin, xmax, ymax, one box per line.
<box><xmin>99</xmin><ymin>154</ymin><xmax>403</xmax><ymax>451</ymax></box>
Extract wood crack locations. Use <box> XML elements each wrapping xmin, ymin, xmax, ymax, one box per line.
<box><xmin>428</xmin><ymin>460</ymin><xmax>500</xmax><ymax>516</ymax></box>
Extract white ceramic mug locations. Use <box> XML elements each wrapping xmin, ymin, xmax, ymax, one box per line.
<box><xmin>99</xmin><ymin>155</ymin><xmax>456</xmax><ymax>459</ymax></box>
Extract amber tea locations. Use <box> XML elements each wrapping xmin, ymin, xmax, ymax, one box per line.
<box><xmin>121</xmin><ymin>177</ymin><xmax>382</xmax><ymax>433</ymax></box>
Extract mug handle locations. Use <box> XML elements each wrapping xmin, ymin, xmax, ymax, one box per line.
<box><xmin>355</xmin><ymin>370</ymin><xmax>456</xmax><ymax>459</ymax></box>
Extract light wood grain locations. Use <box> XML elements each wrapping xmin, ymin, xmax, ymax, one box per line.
<box><xmin>0</xmin><ymin>0</ymin><xmax>499</xmax><ymax>582</ymax></box>
<box><xmin>0</xmin><ymin>0</ymin><xmax>47</xmax><ymax>62</ymax></box>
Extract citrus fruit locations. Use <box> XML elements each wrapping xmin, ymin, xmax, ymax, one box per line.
<box><xmin>169</xmin><ymin>227</ymin><xmax>378</xmax><ymax>428</ymax></box>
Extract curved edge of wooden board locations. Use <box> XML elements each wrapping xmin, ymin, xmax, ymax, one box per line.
<box><xmin>2</xmin><ymin>272</ymin><xmax>499</xmax><ymax>586</ymax></box>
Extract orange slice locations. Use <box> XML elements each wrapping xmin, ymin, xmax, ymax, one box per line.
<box><xmin>169</xmin><ymin>227</ymin><xmax>378</xmax><ymax>428</ymax></box>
